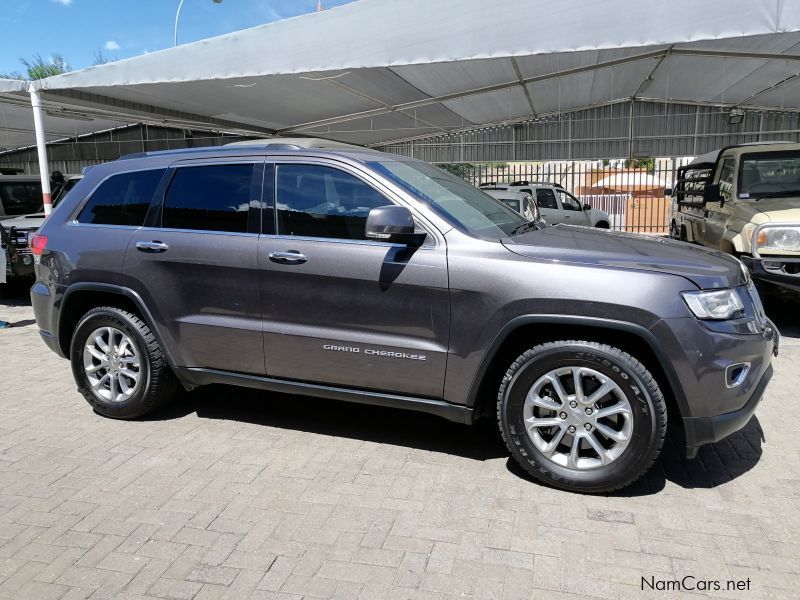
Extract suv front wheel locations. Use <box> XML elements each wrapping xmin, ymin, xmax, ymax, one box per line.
<box><xmin>71</xmin><ymin>306</ymin><xmax>177</xmax><ymax>419</ymax></box>
<box><xmin>497</xmin><ymin>340</ymin><xmax>667</xmax><ymax>493</ymax></box>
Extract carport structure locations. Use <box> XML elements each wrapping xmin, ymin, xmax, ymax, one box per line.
<box><xmin>7</xmin><ymin>0</ymin><xmax>800</xmax><ymax>211</ymax></box>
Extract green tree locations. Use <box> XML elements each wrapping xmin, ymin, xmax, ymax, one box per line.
<box><xmin>625</xmin><ymin>157</ymin><xmax>655</xmax><ymax>172</ymax></box>
<box><xmin>438</xmin><ymin>163</ymin><xmax>476</xmax><ymax>179</ymax></box>
<box><xmin>1</xmin><ymin>54</ymin><xmax>71</xmax><ymax>80</ymax></box>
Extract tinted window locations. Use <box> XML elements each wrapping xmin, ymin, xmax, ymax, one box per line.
<box><xmin>0</xmin><ymin>182</ymin><xmax>42</xmax><ymax>216</ymax></box>
<box><xmin>558</xmin><ymin>191</ymin><xmax>582</xmax><ymax>211</ymax></box>
<box><xmin>535</xmin><ymin>188</ymin><xmax>558</xmax><ymax>209</ymax></box>
<box><xmin>276</xmin><ymin>164</ymin><xmax>389</xmax><ymax>240</ymax></box>
<box><xmin>78</xmin><ymin>170</ymin><xmax>164</xmax><ymax>226</ymax></box>
<box><xmin>163</xmin><ymin>164</ymin><xmax>254</xmax><ymax>233</ymax></box>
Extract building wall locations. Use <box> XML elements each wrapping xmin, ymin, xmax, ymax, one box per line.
<box><xmin>376</xmin><ymin>100</ymin><xmax>800</xmax><ymax>162</ymax></box>
<box><xmin>0</xmin><ymin>124</ymin><xmax>252</xmax><ymax>175</ymax></box>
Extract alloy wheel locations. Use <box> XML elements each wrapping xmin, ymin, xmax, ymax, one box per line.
<box><xmin>82</xmin><ymin>326</ymin><xmax>141</xmax><ymax>403</ymax></box>
<box><xmin>523</xmin><ymin>366</ymin><xmax>633</xmax><ymax>470</ymax></box>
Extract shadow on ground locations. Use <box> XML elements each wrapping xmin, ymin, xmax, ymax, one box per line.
<box><xmin>147</xmin><ymin>383</ymin><xmax>765</xmax><ymax>496</ymax></box>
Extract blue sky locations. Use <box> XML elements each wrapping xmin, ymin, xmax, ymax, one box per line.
<box><xmin>1</xmin><ymin>0</ymin><xmax>357</xmax><ymax>76</ymax></box>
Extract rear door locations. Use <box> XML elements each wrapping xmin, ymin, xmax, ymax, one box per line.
<box><xmin>124</xmin><ymin>159</ymin><xmax>266</xmax><ymax>374</ymax></box>
<box><xmin>257</xmin><ymin>159</ymin><xmax>450</xmax><ymax>398</ymax></box>
<box><xmin>533</xmin><ymin>187</ymin><xmax>563</xmax><ymax>223</ymax></box>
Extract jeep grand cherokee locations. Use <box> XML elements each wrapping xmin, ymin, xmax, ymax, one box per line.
<box><xmin>30</xmin><ymin>142</ymin><xmax>779</xmax><ymax>493</ymax></box>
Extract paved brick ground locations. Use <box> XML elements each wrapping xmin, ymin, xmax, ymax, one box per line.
<box><xmin>1</xmin><ymin>286</ymin><xmax>799</xmax><ymax>599</ymax></box>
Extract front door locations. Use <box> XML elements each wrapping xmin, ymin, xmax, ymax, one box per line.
<box><xmin>557</xmin><ymin>190</ymin><xmax>590</xmax><ymax>226</ymax></box>
<box><xmin>704</xmin><ymin>155</ymin><xmax>734</xmax><ymax>248</ymax></box>
<box><xmin>125</xmin><ymin>160</ymin><xmax>266</xmax><ymax>375</ymax></box>
<box><xmin>258</xmin><ymin>161</ymin><xmax>450</xmax><ymax>399</ymax></box>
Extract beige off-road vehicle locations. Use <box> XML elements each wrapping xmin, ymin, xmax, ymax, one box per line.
<box><xmin>670</xmin><ymin>142</ymin><xmax>800</xmax><ymax>294</ymax></box>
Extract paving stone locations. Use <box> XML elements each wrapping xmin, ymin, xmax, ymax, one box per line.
<box><xmin>0</xmin><ymin>299</ymin><xmax>798</xmax><ymax>599</ymax></box>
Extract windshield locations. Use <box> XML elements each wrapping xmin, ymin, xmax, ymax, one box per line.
<box><xmin>367</xmin><ymin>160</ymin><xmax>528</xmax><ymax>240</ymax></box>
<box><xmin>739</xmin><ymin>151</ymin><xmax>800</xmax><ymax>198</ymax></box>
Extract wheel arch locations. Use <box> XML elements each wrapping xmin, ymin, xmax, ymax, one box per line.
<box><xmin>466</xmin><ymin>315</ymin><xmax>690</xmax><ymax>428</ymax></box>
<box><xmin>58</xmin><ymin>283</ymin><xmax>178</xmax><ymax>369</ymax></box>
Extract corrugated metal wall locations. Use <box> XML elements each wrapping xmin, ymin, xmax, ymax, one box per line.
<box><xmin>377</xmin><ymin>100</ymin><xmax>800</xmax><ymax>161</ymax></box>
<box><xmin>0</xmin><ymin>124</ymin><xmax>252</xmax><ymax>175</ymax></box>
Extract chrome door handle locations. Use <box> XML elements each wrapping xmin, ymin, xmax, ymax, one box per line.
<box><xmin>136</xmin><ymin>241</ymin><xmax>169</xmax><ymax>253</ymax></box>
<box><xmin>269</xmin><ymin>250</ymin><xmax>307</xmax><ymax>264</ymax></box>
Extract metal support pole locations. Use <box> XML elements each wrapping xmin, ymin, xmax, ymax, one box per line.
<box><xmin>30</xmin><ymin>89</ymin><xmax>52</xmax><ymax>216</ymax></box>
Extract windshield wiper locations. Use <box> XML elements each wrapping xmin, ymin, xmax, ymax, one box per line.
<box><xmin>509</xmin><ymin>220</ymin><xmax>541</xmax><ymax>235</ymax></box>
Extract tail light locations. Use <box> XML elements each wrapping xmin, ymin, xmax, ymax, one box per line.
<box><xmin>29</xmin><ymin>233</ymin><xmax>48</xmax><ymax>257</ymax></box>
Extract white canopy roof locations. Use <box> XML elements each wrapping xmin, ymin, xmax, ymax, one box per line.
<box><xmin>9</xmin><ymin>0</ymin><xmax>800</xmax><ymax>149</ymax></box>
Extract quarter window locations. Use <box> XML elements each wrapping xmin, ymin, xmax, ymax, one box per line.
<box><xmin>163</xmin><ymin>164</ymin><xmax>254</xmax><ymax>233</ymax></box>
<box><xmin>276</xmin><ymin>164</ymin><xmax>389</xmax><ymax>240</ymax></box>
<box><xmin>77</xmin><ymin>170</ymin><xmax>164</xmax><ymax>226</ymax></box>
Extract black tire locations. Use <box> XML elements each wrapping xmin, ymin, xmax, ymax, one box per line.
<box><xmin>669</xmin><ymin>220</ymin><xmax>679</xmax><ymax>239</ymax></box>
<box><xmin>497</xmin><ymin>340</ymin><xmax>667</xmax><ymax>493</ymax></box>
<box><xmin>71</xmin><ymin>306</ymin><xmax>177</xmax><ymax>419</ymax></box>
<box><xmin>594</xmin><ymin>221</ymin><xmax>610</xmax><ymax>229</ymax></box>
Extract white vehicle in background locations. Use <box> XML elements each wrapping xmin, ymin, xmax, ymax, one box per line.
<box><xmin>481</xmin><ymin>188</ymin><xmax>542</xmax><ymax>223</ymax></box>
<box><xmin>480</xmin><ymin>181</ymin><xmax>611</xmax><ymax>228</ymax></box>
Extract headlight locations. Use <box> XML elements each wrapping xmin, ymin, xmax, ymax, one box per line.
<box><xmin>755</xmin><ymin>226</ymin><xmax>800</xmax><ymax>252</ymax></box>
<box><xmin>681</xmin><ymin>288</ymin><xmax>744</xmax><ymax>320</ymax></box>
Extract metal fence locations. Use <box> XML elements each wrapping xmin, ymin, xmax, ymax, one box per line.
<box><xmin>439</xmin><ymin>158</ymin><xmax>696</xmax><ymax>234</ymax></box>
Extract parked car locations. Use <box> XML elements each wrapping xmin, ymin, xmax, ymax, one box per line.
<box><xmin>30</xmin><ymin>142</ymin><xmax>778</xmax><ymax>493</ymax></box>
<box><xmin>481</xmin><ymin>188</ymin><xmax>542</xmax><ymax>223</ymax></box>
<box><xmin>481</xmin><ymin>182</ymin><xmax>611</xmax><ymax>228</ymax></box>
<box><xmin>670</xmin><ymin>142</ymin><xmax>800</xmax><ymax>294</ymax></box>
<box><xmin>0</xmin><ymin>174</ymin><xmax>80</xmax><ymax>282</ymax></box>
<box><xmin>0</xmin><ymin>175</ymin><xmax>42</xmax><ymax>220</ymax></box>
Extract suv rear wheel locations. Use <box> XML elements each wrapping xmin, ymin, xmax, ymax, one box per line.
<box><xmin>71</xmin><ymin>306</ymin><xmax>177</xmax><ymax>419</ymax></box>
<box><xmin>497</xmin><ymin>340</ymin><xmax>667</xmax><ymax>493</ymax></box>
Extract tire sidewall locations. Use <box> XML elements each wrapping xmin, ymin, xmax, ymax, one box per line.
<box><xmin>501</xmin><ymin>344</ymin><xmax>658</xmax><ymax>491</ymax></box>
<box><xmin>71</xmin><ymin>309</ymin><xmax>152</xmax><ymax>418</ymax></box>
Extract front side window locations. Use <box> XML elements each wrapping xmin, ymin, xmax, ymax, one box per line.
<box><xmin>77</xmin><ymin>169</ymin><xmax>164</xmax><ymax>226</ymax></box>
<box><xmin>0</xmin><ymin>182</ymin><xmax>42</xmax><ymax>216</ymax></box>
<box><xmin>558</xmin><ymin>190</ymin><xmax>582</xmax><ymax>211</ymax></box>
<box><xmin>163</xmin><ymin>164</ymin><xmax>254</xmax><ymax>233</ymax></box>
<box><xmin>368</xmin><ymin>160</ymin><xmax>527</xmax><ymax>240</ymax></box>
<box><xmin>535</xmin><ymin>188</ymin><xmax>558</xmax><ymax>210</ymax></box>
<box><xmin>276</xmin><ymin>164</ymin><xmax>389</xmax><ymax>240</ymax></box>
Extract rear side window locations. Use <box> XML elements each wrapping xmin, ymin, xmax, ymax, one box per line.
<box><xmin>162</xmin><ymin>164</ymin><xmax>254</xmax><ymax>233</ymax></box>
<box><xmin>0</xmin><ymin>182</ymin><xmax>42</xmax><ymax>216</ymax></box>
<box><xmin>78</xmin><ymin>170</ymin><xmax>164</xmax><ymax>226</ymax></box>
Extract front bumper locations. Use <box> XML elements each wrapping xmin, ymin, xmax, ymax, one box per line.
<box><xmin>681</xmin><ymin>319</ymin><xmax>778</xmax><ymax>458</ymax></box>
<box><xmin>683</xmin><ymin>363</ymin><xmax>772</xmax><ymax>458</ymax></box>
<box><xmin>742</xmin><ymin>255</ymin><xmax>800</xmax><ymax>293</ymax></box>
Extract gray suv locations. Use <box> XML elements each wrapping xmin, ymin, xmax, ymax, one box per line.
<box><xmin>30</xmin><ymin>142</ymin><xmax>779</xmax><ymax>493</ymax></box>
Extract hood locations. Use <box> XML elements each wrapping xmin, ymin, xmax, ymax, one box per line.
<box><xmin>0</xmin><ymin>213</ymin><xmax>46</xmax><ymax>230</ymax></box>
<box><xmin>744</xmin><ymin>197</ymin><xmax>800</xmax><ymax>223</ymax></box>
<box><xmin>503</xmin><ymin>225</ymin><xmax>746</xmax><ymax>290</ymax></box>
